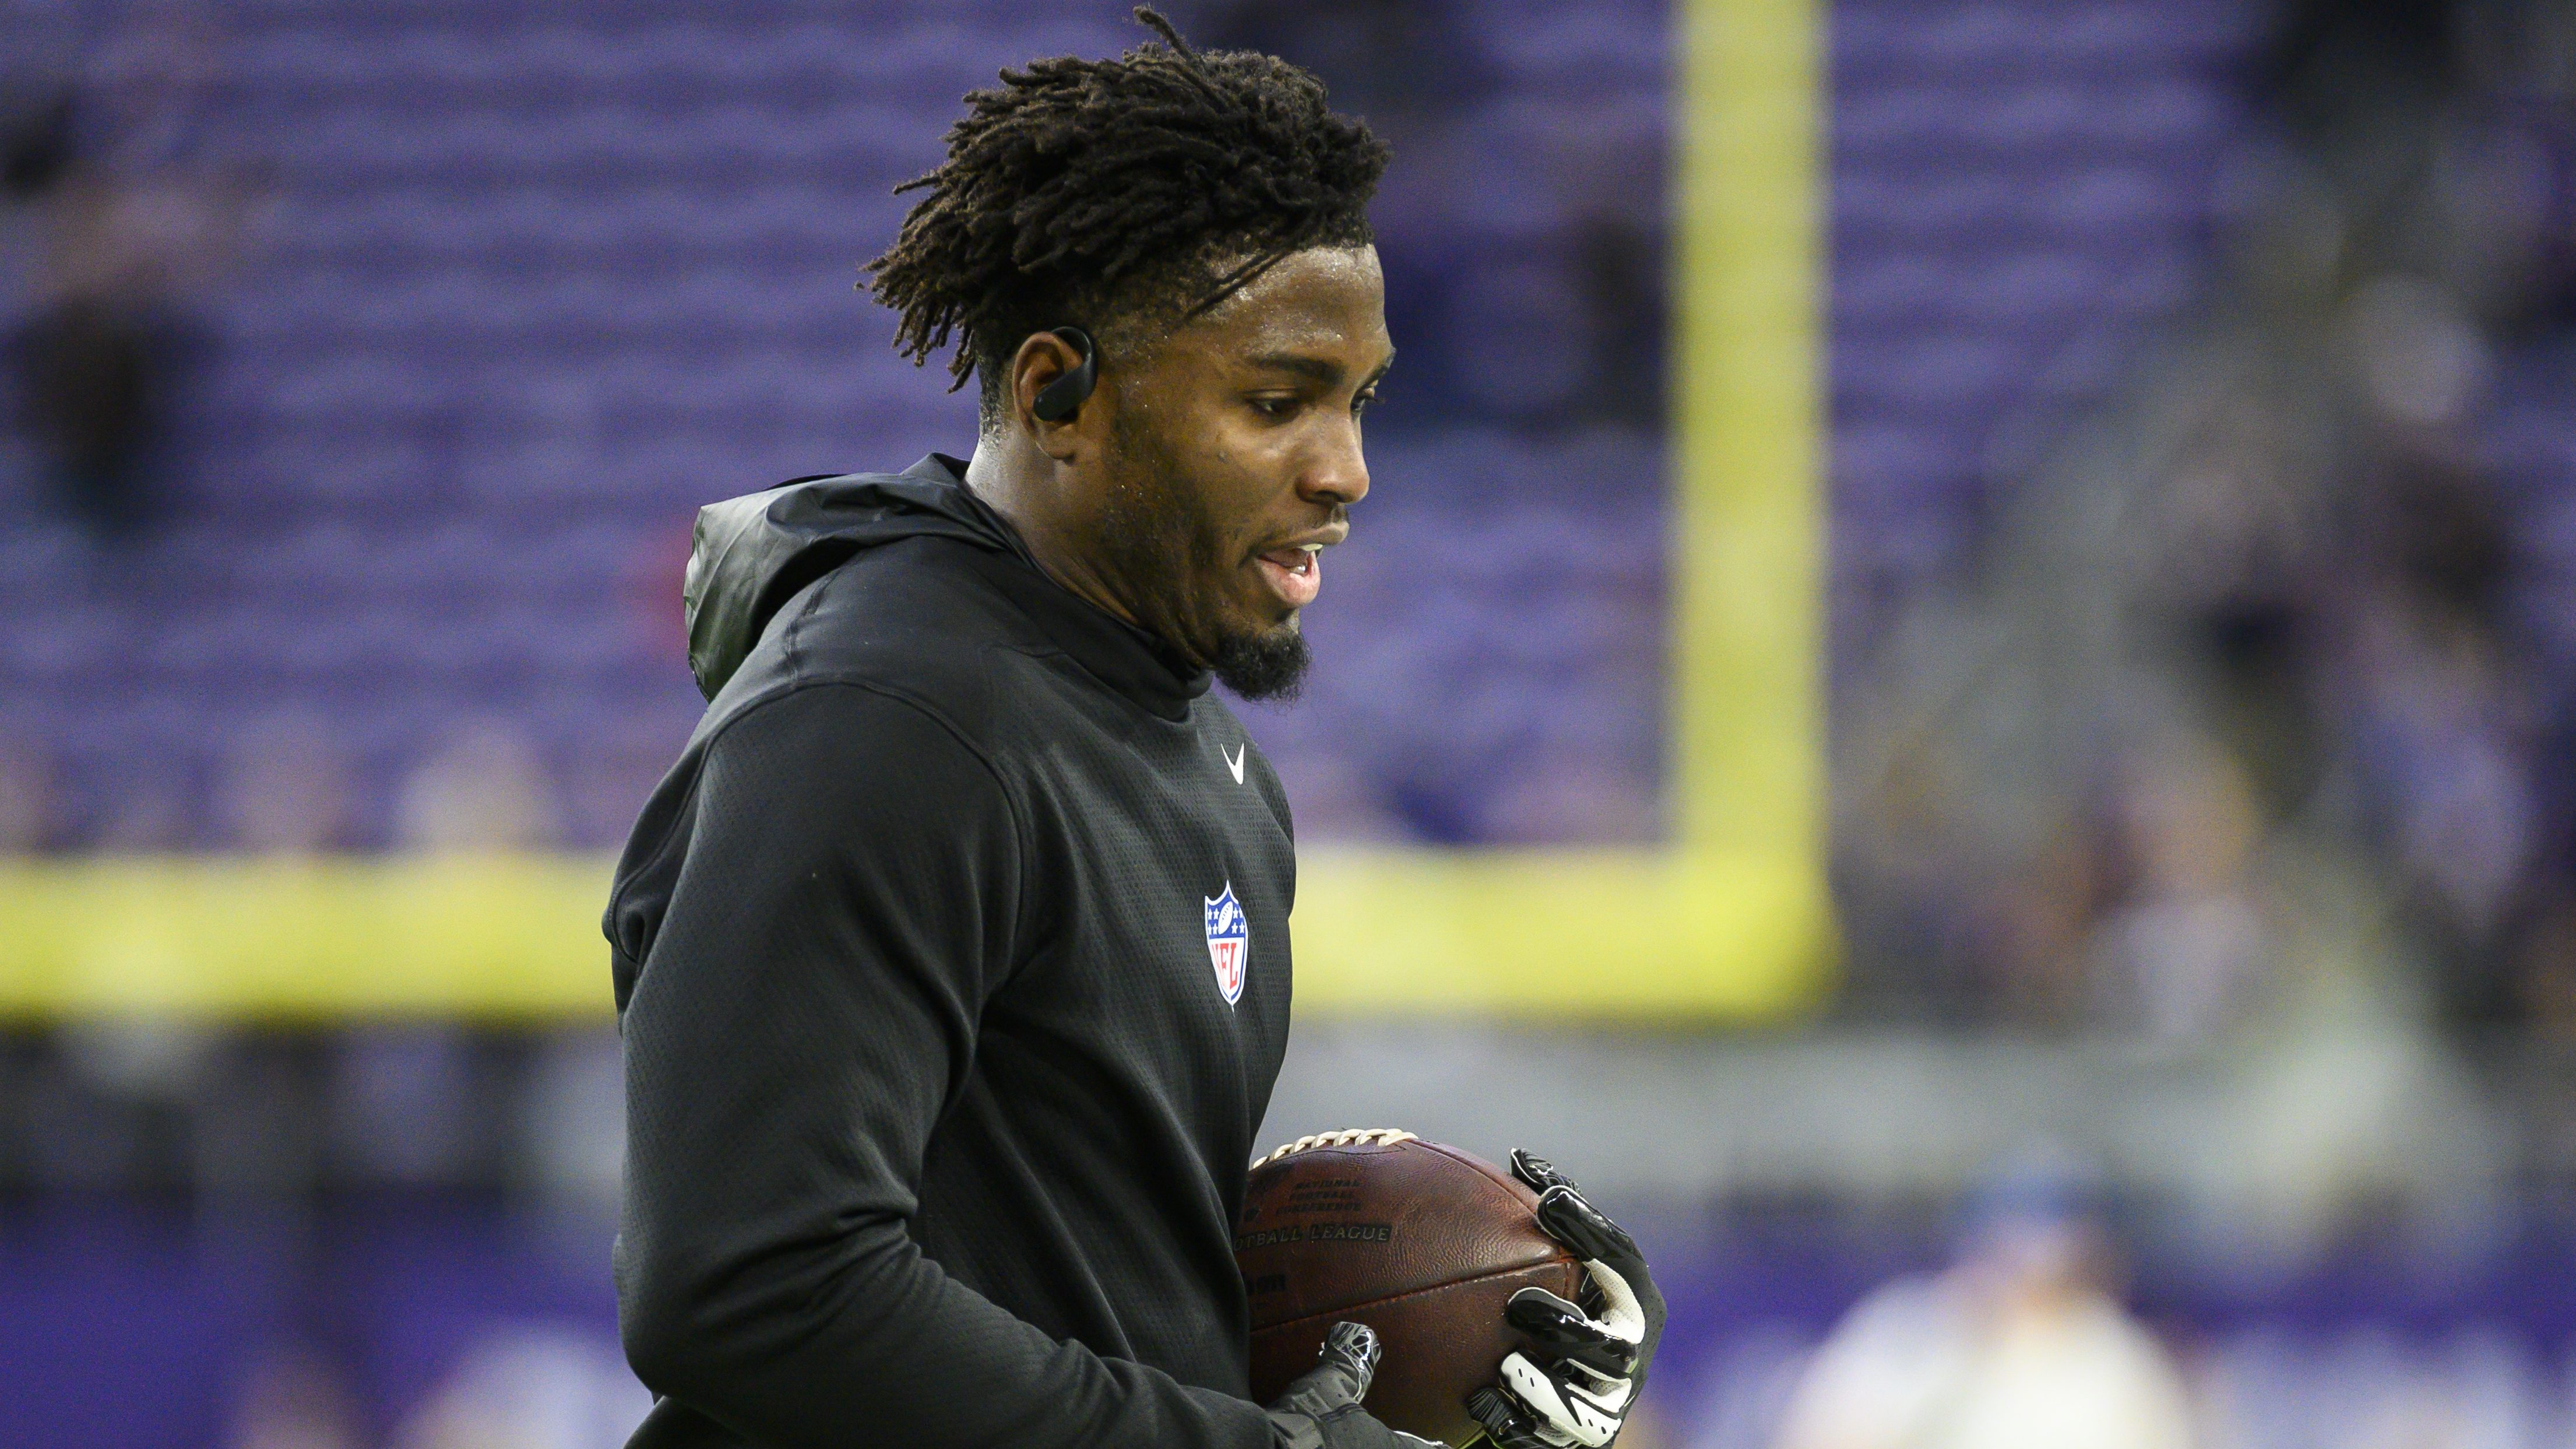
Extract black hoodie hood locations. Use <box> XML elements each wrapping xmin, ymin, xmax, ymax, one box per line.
<box><xmin>684</xmin><ymin>454</ymin><xmax>1212</xmax><ymax>716</ymax></box>
<box><xmin>684</xmin><ymin>455</ymin><xmax>1009</xmax><ymax>699</ymax></box>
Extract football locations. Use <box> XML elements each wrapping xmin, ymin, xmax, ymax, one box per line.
<box><xmin>1238</xmin><ymin>1130</ymin><xmax>1583</xmax><ymax>1446</ymax></box>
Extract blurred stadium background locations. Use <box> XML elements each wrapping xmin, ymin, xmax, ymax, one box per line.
<box><xmin>7</xmin><ymin>0</ymin><xmax>2576</xmax><ymax>1444</ymax></box>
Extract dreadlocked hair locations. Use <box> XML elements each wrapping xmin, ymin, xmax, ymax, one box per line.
<box><xmin>865</xmin><ymin>6</ymin><xmax>1390</xmax><ymax>418</ymax></box>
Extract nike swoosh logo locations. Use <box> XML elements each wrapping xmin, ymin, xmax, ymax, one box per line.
<box><xmin>1223</xmin><ymin>743</ymin><xmax>1247</xmax><ymax>785</ymax></box>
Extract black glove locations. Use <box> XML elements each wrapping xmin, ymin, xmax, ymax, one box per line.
<box><xmin>1465</xmin><ymin>1151</ymin><xmax>1667</xmax><ymax>1449</ymax></box>
<box><xmin>1267</xmin><ymin>1321</ymin><xmax>1445</xmax><ymax>1449</ymax></box>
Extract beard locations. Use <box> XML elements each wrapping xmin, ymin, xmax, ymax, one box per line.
<box><xmin>1092</xmin><ymin>413</ymin><xmax>1312</xmax><ymax>702</ymax></box>
<box><xmin>1210</xmin><ymin>622</ymin><xmax>1310</xmax><ymax>702</ymax></box>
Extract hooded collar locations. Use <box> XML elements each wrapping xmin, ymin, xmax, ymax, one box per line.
<box><xmin>685</xmin><ymin>454</ymin><xmax>1212</xmax><ymax>720</ymax></box>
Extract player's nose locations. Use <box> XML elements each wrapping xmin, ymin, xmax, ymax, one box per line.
<box><xmin>1299</xmin><ymin>416</ymin><xmax>1370</xmax><ymax>508</ymax></box>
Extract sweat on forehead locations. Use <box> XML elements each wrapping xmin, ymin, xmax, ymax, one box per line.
<box><xmin>1140</xmin><ymin>247</ymin><xmax>1392</xmax><ymax>390</ymax></box>
<box><xmin>1185</xmin><ymin>245</ymin><xmax>1384</xmax><ymax>329</ymax></box>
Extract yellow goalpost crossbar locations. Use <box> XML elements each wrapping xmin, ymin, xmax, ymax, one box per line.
<box><xmin>0</xmin><ymin>0</ymin><xmax>1829</xmax><ymax>1024</ymax></box>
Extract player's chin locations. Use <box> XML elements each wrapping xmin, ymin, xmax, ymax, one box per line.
<box><xmin>1209</xmin><ymin>619</ymin><xmax>1310</xmax><ymax>702</ymax></box>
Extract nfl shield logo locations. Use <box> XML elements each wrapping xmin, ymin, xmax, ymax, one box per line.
<box><xmin>1204</xmin><ymin>883</ymin><xmax>1248</xmax><ymax>1007</ymax></box>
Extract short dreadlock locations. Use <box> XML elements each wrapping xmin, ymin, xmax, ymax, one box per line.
<box><xmin>865</xmin><ymin>7</ymin><xmax>1390</xmax><ymax>423</ymax></box>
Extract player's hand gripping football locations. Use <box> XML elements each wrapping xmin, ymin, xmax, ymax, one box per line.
<box><xmin>1266</xmin><ymin>1321</ymin><xmax>1445</xmax><ymax>1449</ymax></box>
<box><xmin>1466</xmin><ymin>1151</ymin><xmax>1666</xmax><ymax>1449</ymax></box>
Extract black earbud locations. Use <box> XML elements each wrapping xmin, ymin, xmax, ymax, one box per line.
<box><xmin>1030</xmin><ymin>326</ymin><xmax>1097</xmax><ymax>423</ymax></box>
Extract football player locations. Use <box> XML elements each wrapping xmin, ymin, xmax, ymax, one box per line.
<box><xmin>607</xmin><ymin>12</ymin><xmax>1660</xmax><ymax>1447</ymax></box>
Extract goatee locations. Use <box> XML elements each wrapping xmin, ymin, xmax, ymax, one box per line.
<box><xmin>1212</xmin><ymin>625</ymin><xmax>1308</xmax><ymax>701</ymax></box>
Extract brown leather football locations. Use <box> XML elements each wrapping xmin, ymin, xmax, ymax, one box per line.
<box><xmin>1238</xmin><ymin>1130</ymin><xmax>1582</xmax><ymax>1446</ymax></box>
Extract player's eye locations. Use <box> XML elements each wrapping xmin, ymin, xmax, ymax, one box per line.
<box><xmin>1248</xmin><ymin>394</ymin><xmax>1298</xmax><ymax>419</ymax></box>
<box><xmin>1353</xmin><ymin>388</ymin><xmax>1378</xmax><ymax>416</ymax></box>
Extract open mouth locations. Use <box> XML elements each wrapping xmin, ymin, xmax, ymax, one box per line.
<box><xmin>1252</xmin><ymin>542</ymin><xmax>1324</xmax><ymax>610</ymax></box>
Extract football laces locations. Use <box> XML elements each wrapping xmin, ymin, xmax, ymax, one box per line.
<box><xmin>1254</xmin><ymin>1127</ymin><xmax>1417</xmax><ymax>1166</ymax></box>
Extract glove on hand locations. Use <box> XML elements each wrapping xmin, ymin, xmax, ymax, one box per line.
<box><xmin>1465</xmin><ymin>1151</ymin><xmax>1667</xmax><ymax>1449</ymax></box>
<box><xmin>1266</xmin><ymin>1321</ymin><xmax>1445</xmax><ymax>1449</ymax></box>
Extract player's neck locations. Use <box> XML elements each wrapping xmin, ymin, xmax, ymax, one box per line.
<box><xmin>963</xmin><ymin>435</ymin><xmax>1146</xmax><ymax>633</ymax></box>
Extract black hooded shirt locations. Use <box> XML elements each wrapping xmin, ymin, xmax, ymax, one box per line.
<box><xmin>605</xmin><ymin>455</ymin><xmax>1291</xmax><ymax>1449</ymax></box>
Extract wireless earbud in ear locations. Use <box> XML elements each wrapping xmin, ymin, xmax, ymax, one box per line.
<box><xmin>1030</xmin><ymin>326</ymin><xmax>1098</xmax><ymax>423</ymax></box>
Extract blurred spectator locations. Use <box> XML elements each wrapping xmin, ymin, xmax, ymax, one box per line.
<box><xmin>389</xmin><ymin>1329</ymin><xmax>650</xmax><ymax>1449</ymax></box>
<box><xmin>2081</xmin><ymin>738</ymin><xmax>2273</xmax><ymax>1042</ymax></box>
<box><xmin>396</xmin><ymin>723</ymin><xmax>558</xmax><ymax>852</ymax></box>
<box><xmin>518</xmin><ymin>1029</ymin><xmax>623</xmax><ymax>1212</ymax></box>
<box><xmin>0</xmin><ymin>2</ymin><xmax>80</xmax><ymax>203</ymax></box>
<box><xmin>558</xmin><ymin>720</ymin><xmax>688</xmax><ymax>852</ymax></box>
<box><xmin>230</xmin><ymin>1345</ymin><xmax>362</xmax><ymax>1449</ymax></box>
<box><xmin>27</xmin><ymin>1016</ymin><xmax>221</xmax><ymax>1190</ymax></box>
<box><xmin>329</xmin><ymin>1025</ymin><xmax>481</xmax><ymax>1186</ymax></box>
<box><xmin>214</xmin><ymin>715</ymin><xmax>353</xmax><ymax>854</ymax></box>
<box><xmin>3</xmin><ymin>5</ymin><xmax>240</xmax><ymax>545</ymax></box>
<box><xmin>93</xmin><ymin>765</ymin><xmax>195</xmax><ymax>850</ymax></box>
<box><xmin>188</xmin><ymin>1036</ymin><xmax>321</xmax><ymax>1194</ymax></box>
<box><xmin>13</xmin><ymin>247</ymin><xmax>183</xmax><ymax>540</ymax></box>
<box><xmin>1772</xmin><ymin>1173</ymin><xmax>2195</xmax><ymax>1449</ymax></box>
<box><xmin>0</xmin><ymin>734</ymin><xmax>55</xmax><ymax>850</ymax></box>
<box><xmin>2515</xmin><ymin>892</ymin><xmax>2576</xmax><ymax>1038</ymax></box>
<box><xmin>1569</xmin><ymin>217</ymin><xmax>1666</xmax><ymax>428</ymax></box>
<box><xmin>0</xmin><ymin>94</ymin><xmax>75</xmax><ymax>201</ymax></box>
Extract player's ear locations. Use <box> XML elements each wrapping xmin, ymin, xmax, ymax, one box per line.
<box><xmin>1009</xmin><ymin>327</ymin><xmax>1098</xmax><ymax>460</ymax></box>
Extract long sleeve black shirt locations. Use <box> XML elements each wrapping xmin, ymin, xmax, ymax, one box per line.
<box><xmin>604</xmin><ymin>457</ymin><xmax>1291</xmax><ymax>1448</ymax></box>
